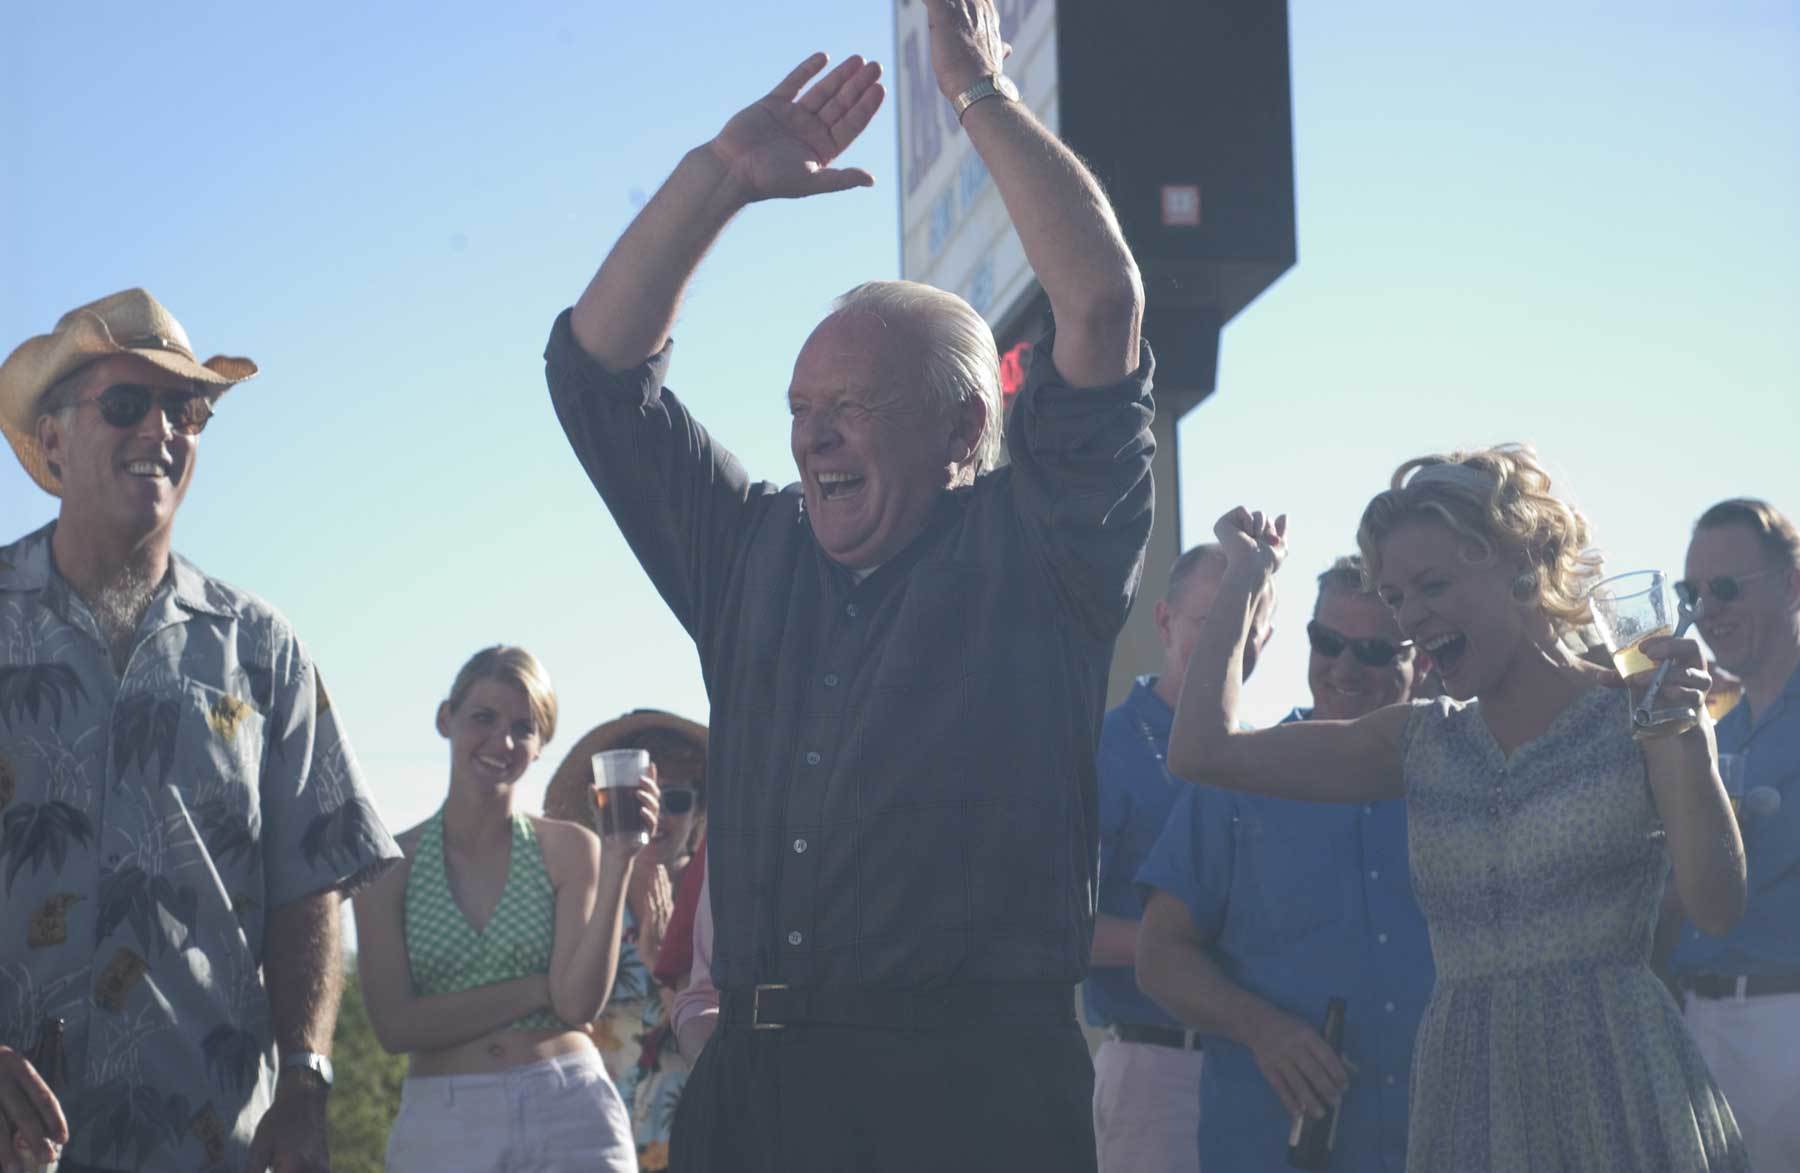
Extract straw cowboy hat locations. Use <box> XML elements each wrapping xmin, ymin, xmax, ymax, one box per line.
<box><xmin>543</xmin><ymin>709</ymin><xmax>709</xmax><ymax>825</ymax></box>
<box><xmin>0</xmin><ymin>288</ymin><xmax>257</xmax><ymax>495</ymax></box>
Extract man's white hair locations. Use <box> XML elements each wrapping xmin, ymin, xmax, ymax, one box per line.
<box><xmin>831</xmin><ymin>280</ymin><xmax>1003</xmax><ymax>476</ymax></box>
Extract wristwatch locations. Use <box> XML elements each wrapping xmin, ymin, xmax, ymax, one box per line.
<box><xmin>951</xmin><ymin>73</ymin><xmax>1020</xmax><ymax>122</ymax></box>
<box><xmin>281</xmin><ymin>1051</ymin><xmax>334</xmax><ymax>1090</ymax></box>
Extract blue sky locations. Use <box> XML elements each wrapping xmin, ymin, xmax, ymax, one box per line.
<box><xmin>5</xmin><ymin>1</ymin><xmax>1796</xmax><ymax>844</ymax></box>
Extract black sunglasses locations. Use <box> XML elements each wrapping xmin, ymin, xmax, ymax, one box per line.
<box><xmin>74</xmin><ymin>383</ymin><xmax>215</xmax><ymax>436</ymax></box>
<box><xmin>662</xmin><ymin>787</ymin><xmax>697</xmax><ymax>815</ymax></box>
<box><xmin>1306</xmin><ymin>620</ymin><xmax>1413</xmax><ymax>667</ymax></box>
<box><xmin>1675</xmin><ymin>571</ymin><xmax>1775</xmax><ymax>605</ymax></box>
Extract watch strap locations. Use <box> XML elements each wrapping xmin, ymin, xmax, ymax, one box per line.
<box><xmin>951</xmin><ymin>75</ymin><xmax>1019</xmax><ymax>122</ymax></box>
<box><xmin>281</xmin><ymin>1050</ymin><xmax>334</xmax><ymax>1089</ymax></box>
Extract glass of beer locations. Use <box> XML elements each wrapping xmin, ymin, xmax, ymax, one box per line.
<box><xmin>591</xmin><ymin>748</ymin><xmax>651</xmax><ymax>844</ymax></box>
<box><xmin>1587</xmin><ymin>570</ymin><xmax>1697</xmax><ymax>738</ymax></box>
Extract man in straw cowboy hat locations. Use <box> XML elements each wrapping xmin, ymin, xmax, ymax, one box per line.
<box><xmin>544</xmin><ymin>3</ymin><xmax>1150</xmax><ymax>1168</ymax></box>
<box><xmin>0</xmin><ymin>289</ymin><xmax>401</xmax><ymax>1172</ymax></box>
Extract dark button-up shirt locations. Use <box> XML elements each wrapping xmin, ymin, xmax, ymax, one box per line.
<box><xmin>1670</xmin><ymin>660</ymin><xmax>1800</xmax><ymax>976</ymax></box>
<box><xmin>545</xmin><ymin>311</ymin><xmax>1154</xmax><ymax>990</ymax></box>
<box><xmin>1137</xmin><ymin>709</ymin><xmax>1433</xmax><ymax>1173</ymax></box>
<box><xmin>1084</xmin><ymin>674</ymin><xmax>1186</xmax><ymax>1029</ymax></box>
<box><xmin>0</xmin><ymin>523</ymin><xmax>401</xmax><ymax>1172</ymax></box>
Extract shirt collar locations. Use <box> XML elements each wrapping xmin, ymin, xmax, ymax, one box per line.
<box><xmin>0</xmin><ymin>521</ymin><xmax>231</xmax><ymax>621</ymax></box>
<box><xmin>0</xmin><ymin>523</ymin><xmax>55</xmax><ymax>592</ymax></box>
<box><xmin>164</xmin><ymin>550</ymin><xmax>233</xmax><ymax>619</ymax></box>
<box><xmin>1128</xmin><ymin>675</ymin><xmax>1175</xmax><ymax>736</ymax></box>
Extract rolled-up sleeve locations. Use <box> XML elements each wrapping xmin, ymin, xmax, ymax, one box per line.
<box><xmin>1135</xmin><ymin>784</ymin><xmax>1233</xmax><ymax>944</ymax></box>
<box><xmin>544</xmin><ymin>309</ymin><xmax>765</xmax><ymax>645</ymax></box>
<box><xmin>260</xmin><ymin>636</ymin><xmax>400</xmax><ymax>909</ymax></box>
<box><xmin>1004</xmin><ymin>337</ymin><xmax>1156</xmax><ymax>641</ymax></box>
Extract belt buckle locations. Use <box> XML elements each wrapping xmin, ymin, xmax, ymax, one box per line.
<box><xmin>752</xmin><ymin>983</ymin><xmax>788</xmax><ymax>1030</ymax></box>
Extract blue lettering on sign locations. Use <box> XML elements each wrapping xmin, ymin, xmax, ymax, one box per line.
<box><xmin>929</xmin><ymin>188</ymin><xmax>957</xmax><ymax>256</ymax></box>
<box><xmin>958</xmin><ymin>153</ymin><xmax>990</xmax><ymax>213</ymax></box>
<box><xmin>966</xmin><ymin>257</ymin><xmax>995</xmax><ymax>316</ymax></box>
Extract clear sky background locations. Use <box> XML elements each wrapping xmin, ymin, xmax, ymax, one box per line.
<box><xmin>5</xmin><ymin>2</ymin><xmax>1797</xmax><ymax>853</ymax></box>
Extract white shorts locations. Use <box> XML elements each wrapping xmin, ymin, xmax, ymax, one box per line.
<box><xmin>385</xmin><ymin>1049</ymin><xmax>637</xmax><ymax>1173</ymax></box>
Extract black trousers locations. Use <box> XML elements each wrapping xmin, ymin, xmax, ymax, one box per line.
<box><xmin>669</xmin><ymin>1020</ymin><xmax>1098</xmax><ymax>1173</ymax></box>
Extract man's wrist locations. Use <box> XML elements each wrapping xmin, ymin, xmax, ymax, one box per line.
<box><xmin>278</xmin><ymin>1051</ymin><xmax>333</xmax><ymax>1096</ymax></box>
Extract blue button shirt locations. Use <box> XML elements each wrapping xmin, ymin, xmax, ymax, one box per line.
<box><xmin>1084</xmin><ymin>675</ymin><xmax>1187</xmax><ymax>1029</ymax></box>
<box><xmin>1671</xmin><ymin>662</ymin><xmax>1800</xmax><ymax>976</ymax></box>
<box><xmin>1136</xmin><ymin>710</ymin><xmax>1434</xmax><ymax>1173</ymax></box>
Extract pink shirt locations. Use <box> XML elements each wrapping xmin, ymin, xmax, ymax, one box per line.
<box><xmin>669</xmin><ymin>867</ymin><xmax>718</xmax><ymax>1039</ymax></box>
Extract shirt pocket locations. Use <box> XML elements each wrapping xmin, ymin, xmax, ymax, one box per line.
<box><xmin>1230</xmin><ymin>812</ymin><xmax>1351</xmax><ymax>948</ymax></box>
<box><xmin>164</xmin><ymin>682</ymin><xmax>269</xmax><ymax>917</ymax></box>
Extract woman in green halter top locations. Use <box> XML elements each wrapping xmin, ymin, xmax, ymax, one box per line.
<box><xmin>351</xmin><ymin>647</ymin><xmax>662</xmax><ymax>1172</ymax></box>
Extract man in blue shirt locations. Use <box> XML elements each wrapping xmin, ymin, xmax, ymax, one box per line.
<box><xmin>1670</xmin><ymin>497</ymin><xmax>1800</xmax><ymax>1172</ymax></box>
<box><xmin>1088</xmin><ymin>542</ymin><xmax>1272</xmax><ymax>1172</ymax></box>
<box><xmin>1136</xmin><ymin>556</ymin><xmax>1433</xmax><ymax>1173</ymax></box>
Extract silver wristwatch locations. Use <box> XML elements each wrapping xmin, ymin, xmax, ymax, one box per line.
<box><xmin>951</xmin><ymin>73</ymin><xmax>1020</xmax><ymax>122</ymax></box>
<box><xmin>282</xmin><ymin>1050</ymin><xmax>334</xmax><ymax>1089</ymax></box>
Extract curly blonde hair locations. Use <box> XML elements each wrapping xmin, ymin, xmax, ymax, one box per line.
<box><xmin>1356</xmin><ymin>444</ymin><xmax>1603</xmax><ymax>632</ymax></box>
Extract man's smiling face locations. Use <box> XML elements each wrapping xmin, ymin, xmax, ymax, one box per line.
<box><xmin>37</xmin><ymin>354</ymin><xmax>205</xmax><ymax>544</ymax></box>
<box><xmin>788</xmin><ymin>309</ymin><xmax>973</xmax><ymax>572</ymax></box>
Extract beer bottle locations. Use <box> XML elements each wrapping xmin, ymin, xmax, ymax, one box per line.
<box><xmin>27</xmin><ymin>1017</ymin><xmax>66</xmax><ymax>1173</ymax></box>
<box><xmin>1286</xmin><ymin>997</ymin><xmax>1346</xmax><ymax>1170</ymax></box>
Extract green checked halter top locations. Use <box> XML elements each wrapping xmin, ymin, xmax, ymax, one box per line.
<box><xmin>404</xmin><ymin>808</ymin><xmax>563</xmax><ymax>1033</ymax></box>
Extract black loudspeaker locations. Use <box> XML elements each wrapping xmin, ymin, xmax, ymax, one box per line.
<box><xmin>1001</xmin><ymin>0</ymin><xmax>1295</xmax><ymax>402</ymax></box>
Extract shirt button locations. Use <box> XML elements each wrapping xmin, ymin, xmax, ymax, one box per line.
<box><xmin>1363</xmin><ymin>804</ymin><xmax>1374</xmax><ymax>815</ymax></box>
<box><xmin>1368</xmin><ymin>869</ymin><xmax>1380</xmax><ymax>880</ymax></box>
<box><xmin>1377</xmin><ymin>933</ymin><xmax>1389</xmax><ymax>945</ymax></box>
<box><xmin>1384</xmin><ymin>1000</ymin><xmax>1396</xmax><ymax>1013</ymax></box>
<box><xmin>788</xmin><ymin>931</ymin><xmax>804</xmax><ymax>946</ymax></box>
<box><xmin>1384</xmin><ymin>1074</ymin><xmax>1397</xmax><ymax>1087</ymax></box>
<box><xmin>806</xmin><ymin>751</ymin><xmax>821</xmax><ymax>766</ymax></box>
<box><xmin>1488</xmin><ymin>806</ymin><xmax>1500</xmax><ymax>816</ymax></box>
<box><xmin>846</xmin><ymin>603</ymin><xmax>860</xmax><ymax>618</ymax></box>
<box><xmin>823</xmin><ymin>673</ymin><xmax>839</xmax><ymax>688</ymax></box>
<box><xmin>793</xmin><ymin>838</ymin><xmax>808</xmax><ymax>854</ymax></box>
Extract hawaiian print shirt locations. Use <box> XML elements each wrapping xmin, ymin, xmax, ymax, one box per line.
<box><xmin>0</xmin><ymin>523</ymin><xmax>401</xmax><ymax>1172</ymax></box>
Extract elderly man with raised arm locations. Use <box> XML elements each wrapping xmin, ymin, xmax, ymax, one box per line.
<box><xmin>542</xmin><ymin>4</ymin><xmax>1151</xmax><ymax>1169</ymax></box>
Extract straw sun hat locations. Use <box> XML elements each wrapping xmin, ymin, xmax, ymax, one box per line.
<box><xmin>0</xmin><ymin>288</ymin><xmax>257</xmax><ymax>495</ymax></box>
<box><xmin>543</xmin><ymin>709</ymin><xmax>709</xmax><ymax>826</ymax></box>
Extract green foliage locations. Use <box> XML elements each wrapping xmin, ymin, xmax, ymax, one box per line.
<box><xmin>329</xmin><ymin>958</ymin><xmax>406</xmax><ymax>1173</ymax></box>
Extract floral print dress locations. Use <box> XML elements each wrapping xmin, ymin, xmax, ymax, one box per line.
<box><xmin>1401</xmin><ymin>688</ymin><xmax>1747</xmax><ymax>1172</ymax></box>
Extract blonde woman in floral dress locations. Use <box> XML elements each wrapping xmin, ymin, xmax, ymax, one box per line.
<box><xmin>1166</xmin><ymin>446</ymin><xmax>1749</xmax><ymax>1172</ymax></box>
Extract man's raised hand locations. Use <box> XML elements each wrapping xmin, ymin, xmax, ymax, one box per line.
<box><xmin>928</xmin><ymin>0</ymin><xmax>1010</xmax><ymax>101</ymax></box>
<box><xmin>708</xmin><ymin>53</ymin><xmax>885</xmax><ymax>203</ymax></box>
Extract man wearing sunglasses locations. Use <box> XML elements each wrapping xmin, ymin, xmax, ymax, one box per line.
<box><xmin>1668</xmin><ymin>497</ymin><xmax>1800</xmax><ymax>1171</ymax></box>
<box><xmin>1137</xmin><ymin>555</ymin><xmax>1433</xmax><ymax>1173</ymax></box>
<box><xmin>0</xmin><ymin>289</ymin><xmax>401</xmax><ymax>1173</ymax></box>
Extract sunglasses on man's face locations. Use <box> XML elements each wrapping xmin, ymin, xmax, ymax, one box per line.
<box><xmin>1306</xmin><ymin>620</ymin><xmax>1413</xmax><ymax>667</ymax></box>
<box><xmin>1675</xmin><ymin>571</ymin><xmax>1776</xmax><ymax>606</ymax></box>
<box><xmin>75</xmin><ymin>383</ymin><xmax>215</xmax><ymax>436</ymax></box>
<box><xmin>661</xmin><ymin>787</ymin><xmax>697</xmax><ymax>816</ymax></box>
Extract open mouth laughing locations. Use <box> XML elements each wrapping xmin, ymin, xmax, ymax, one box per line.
<box><xmin>1421</xmin><ymin>632</ymin><xmax>1469</xmax><ymax>675</ymax></box>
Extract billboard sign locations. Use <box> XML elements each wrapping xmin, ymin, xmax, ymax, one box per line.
<box><xmin>894</xmin><ymin>0</ymin><xmax>1058</xmax><ymax>331</ymax></box>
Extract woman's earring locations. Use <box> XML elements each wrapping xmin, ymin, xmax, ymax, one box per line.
<box><xmin>1511</xmin><ymin>571</ymin><xmax>1538</xmax><ymax>602</ymax></box>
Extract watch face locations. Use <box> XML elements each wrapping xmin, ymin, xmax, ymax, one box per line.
<box><xmin>996</xmin><ymin>76</ymin><xmax>1021</xmax><ymax>101</ymax></box>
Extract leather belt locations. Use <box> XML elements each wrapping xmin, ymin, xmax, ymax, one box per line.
<box><xmin>1111</xmin><ymin>1023</ymin><xmax>1203</xmax><ymax>1051</ymax></box>
<box><xmin>719</xmin><ymin>982</ymin><xmax>1076</xmax><ymax>1031</ymax></box>
<box><xmin>1679</xmin><ymin>972</ymin><xmax>1800</xmax><ymax>1000</ymax></box>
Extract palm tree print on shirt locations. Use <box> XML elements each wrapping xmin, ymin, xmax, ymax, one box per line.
<box><xmin>0</xmin><ymin>663</ymin><xmax>89</xmax><ymax>728</ymax></box>
<box><xmin>2</xmin><ymin>799</ymin><xmax>93</xmax><ymax>893</ymax></box>
<box><xmin>112</xmin><ymin>693</ymin><xmax>182</xmax><ymax>786</ymax></box>
<box><xmin>96</xmin><ymin>865</ymin><xmax>199</xmax><ymax>959</ymax></box>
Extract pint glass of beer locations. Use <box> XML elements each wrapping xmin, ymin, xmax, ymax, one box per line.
<box><xmin>1587</xmin><ymin>570</ymin><xmax>1696</xmax><ymax>738</ymax></box>
<box><xmin>591</xmin><ymin>748</ymin><xmax>651</xmax><ymax>843</ymax></box>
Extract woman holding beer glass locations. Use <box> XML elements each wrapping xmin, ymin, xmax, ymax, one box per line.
<box><xmin>353</xmin><ymin>646</ymin><xmax>657</xmax><ymax>1172</ymax></box>
<box><xmin>1166</xmin><ymin>446</ymin><xmax>1748</xmax><ymax>1171</ymax></box>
